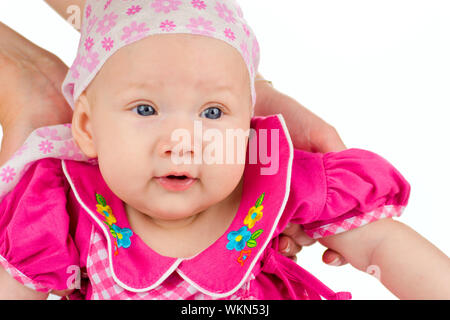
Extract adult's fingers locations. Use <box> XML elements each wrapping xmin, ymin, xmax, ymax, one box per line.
<box><xmin>281</xmin><ymin>223</ymin><xmax>316</xmax><ymax>247</ymax></box>
<box><xmin>322</xmin><ymin>248</ymin><xmax>348</xmax><ymax>266</ymax></box>
<box><xmin>278</xmin><ymin>235</ymin><xmax>302</xmax><ymax>257</ymax></box>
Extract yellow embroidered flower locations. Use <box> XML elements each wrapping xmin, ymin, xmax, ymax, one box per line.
<box><xmin>96</xmin><ymin>204</ymin><xmax>117</xmax><ymax>225</ymax></box>
<box><xmin>244</xmin><ymin>205</ymin><xmax>263</xmax><ymax>229</ymax></box>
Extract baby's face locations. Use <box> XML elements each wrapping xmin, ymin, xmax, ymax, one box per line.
<box><xmin>76</xmin><ymin>34</ymin><xmax>252</xmax><ymax>221</ymax></box>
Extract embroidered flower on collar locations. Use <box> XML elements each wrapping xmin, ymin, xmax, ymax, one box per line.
<box><xmin>226</xmin><ymin>226</ymin><xmax>252</xmax><ymax>251</ymax></box>
<box><xmin>96</xmin><ymin>193</ymin><xmax>133</xmax><ymax>256</ymax></box>
<box><xmin>96</xmin><ymin>203</ymin><xmax>117</xmax><ymax>225</ymax></box>
<box><xmin>226</xmin><ymin>193</ymin><xmax>265</xmax><ymax>266</ymax></box>
<box><xmin>111</xmin><ymin>224</ymin><xmax>133</xmax><ymax>249</ymax></box>
<box><xmin>244</xmin><ymin>193</ymin><xmax>264</xmax><ymax>228</ymax></box>
<box><xmin>237</xmin><ymin>249</ymin><xmax>252</xmax><ymax>266</ymax></box>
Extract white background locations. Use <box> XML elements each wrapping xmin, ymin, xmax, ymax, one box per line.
<box><xmin>0</xmin><ymin>0</ymin><xmax>449</xmax><ymax>300</ymax></box>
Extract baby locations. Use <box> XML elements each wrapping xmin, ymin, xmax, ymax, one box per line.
<box><xmin>0</xmin><ymin>0</ymin><xmax>449</xmax><ymax>300</ymax></box>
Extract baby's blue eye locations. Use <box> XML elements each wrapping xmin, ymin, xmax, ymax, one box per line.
<box><xmin>133</xmin><ymin>104</ymin><xmax>156</xmax><ymax>116</ymax></box>
<box><xmin>201</xmin><ymin>106</ymin><xmax>222</xmax><ymax>119</ymax></box>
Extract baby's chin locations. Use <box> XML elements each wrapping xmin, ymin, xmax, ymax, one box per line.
<box><xmin>150</xmin><ymin>205</ymin><xmax>199</xmax><ymax>221</ymax></box>
<box><xmin>132</xmin><ymin>198</ymin><xmax>211</xmax><ymax>222</ymax></box>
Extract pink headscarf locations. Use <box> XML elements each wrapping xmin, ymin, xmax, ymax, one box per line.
<box><xmin>62</xmin><ymin>0</ymin><xmax>261</xmax><ymax>110</ymax></box>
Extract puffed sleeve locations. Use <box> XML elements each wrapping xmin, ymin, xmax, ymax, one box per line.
<box><xmin>0</xmin><ymin>158</ymin><xmax>80</xmax><ymax>293</ymax></box>
<box><xmin>287</xmin><ymin>148</ymin><xmax>411</xmax><ymax>239</ymax></box>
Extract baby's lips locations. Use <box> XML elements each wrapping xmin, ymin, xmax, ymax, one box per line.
<box><xmin>160</xmin><ymin>171</ymin><xmax>194</xmax><ymax>179</ymax></box>
<box><xmin>155</xmin><ymin>175</ymin><xmax>198</xmax><ymax>192</ymax></box>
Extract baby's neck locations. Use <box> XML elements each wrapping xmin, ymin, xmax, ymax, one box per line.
<box><xmin>125</xmin><ymin>179</ymin><xmax>243</xmax><ymax>258</ymax></box>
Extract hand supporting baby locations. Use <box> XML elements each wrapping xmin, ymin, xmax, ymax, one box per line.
<box><xmin>0</xmin><ymin>21</ymin><xmax>73</xmax><ymax>166</ymax></box>
<box><xmin>0</xmin><ymin>20</ymin><xmax>348</xmax><ymax>268</ymax></box>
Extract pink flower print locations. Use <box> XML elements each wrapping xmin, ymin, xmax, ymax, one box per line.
<box><xmin>151</xmin><ymin>0</ymin><xmax>182</xmax><ymax>14</ymax></box>
<box><xmin>0</xmin><ymin>166</ymin><xmax>16</xmax><ymax>183</ymax></box>
<box><xmin>235</xmin><ymin>4</ymin><xmax>244</xmax><ymax>18</ymax></box>
<box><xmin>70</xmin><ymin>54</ymin><xmax>82</xmax><ymax>79</ymax></box>
<box><xmin>215</xmin><ymin>2</ymin><xmax>236</xmax><ymax>24</ymax></box>
<box><xmin>240</xmin><ymin>41</ymin><xmax>250</xmax><ymax>67</ymax></box>
<box><xmin>12</xmin><ymin>143</ymin><xmax>27</xmax><ymax>159</ymax></box>
<box><xmin>63</xmin><ymin>123</ymin><xmax>72</xmax><ymax>128</ymax></box>
<box><xmin>97</xmin><ymin>12</ymin><xmax>118</xmax><ymax>36</ymax></box>
<box><xmin>127</xmin><ymin>5</ymin><xmax>142</xmax><ymax>15</ymax></box>
<box><xmin>70</xmin><ymin>67</ymin><xmax>80</xmax><ymax>79</ymax></box>
<box><xmin>84</xmin><ymin>36</ymin><xmax>94</xmax><ymax>51</ymax></box>
<box><xmin>36</xmin><ymin>127</ymin><xmax>62</xmax><ymax>141</ymax></box>
<box><xmin>104</xmin><ymin>0</ymin><xmax>112</xmax><ymax>10</ymax></box>
<box><xmin>59</xmin><ymin>141</ymin><xmax>84</xmax><ymax>161</ymax></box>
<box><xmin>224</xmin><ymin>28</ymin><xmax>235</xmax><ymax>41</ymax></box>
<box><xmin>82</xmin><ymin>50</ymin><xmax>100</xmax><ymax>72</ymax></box>
<box><xmin>67</xmin><ymin>83</ymin><xmax>75</xmax><ymax>96</ymax></box>
<box><xmin>252</xmin><ymin>38</ymin><xmax>260</xmax><ymax>65</ymax></box>
<box><xmin>86</xmin><ymin>4</ymin><xmax>92</xmax><ymax>18</ymax></box>
<box><xmin>121</xmin><ymin>21</ymin><xmax>150</xmax><ymax>44</ymax></box>
<box><xmin>87</xmin><ymin>15</ymin><xmax>98</xmax><ymax>34</ymax></box>
<box><xmin>102</xmin><ymin>37</ymin><xmax>114</xmax><ymax>51</ymax></box>
<box><xmin>160</xmin><ymin>20</ymin><xmax>176</xmax><ymax>32</ymax></box>
<box><xmin>240</xmin><ymin>40</ymin><xmax>254</xmax><ymax>78</ymax></box>
<box><xmin>38</xmin><ymin>140</ymin><xmax>54</xmax><ymax>154</ymax></box>
<box><xmin>186</xmin><ymin>17</ymin><xmax>216</xmax><ymax>36</ymax></box>
<box><xmin>242</xmin><ymin>23</ymin><xmax>250</xmax><ymax>37</ymax></box>
<box><xmin>191</xmin><ymin>0</ymin><xmax>206</xmax><ymax>10</ymax></box>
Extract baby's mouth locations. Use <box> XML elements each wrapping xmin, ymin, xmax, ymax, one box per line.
<box><xmin>155</xmin><ymin>173</ymin><xmax>197</xmax><ymax>192</ymax></box>
<box><xmin>167</xmin><ymin>175</ymin><xmax>188</xmax><ymax>180</ymax></box>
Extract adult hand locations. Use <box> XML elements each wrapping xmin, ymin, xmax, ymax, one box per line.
<box><xmin>0</xmin><ymin>22</ymin><xmax>73</xmax><ymax>166</ymax></box>
<box><xmin>254</xmin><ymin>76</ymin><xmax>347</xmax><ymax>266</ymax></box>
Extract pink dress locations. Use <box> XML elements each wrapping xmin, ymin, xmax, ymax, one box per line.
<box><xmin>0</xmin><ymin>115</ymin><xmax>410</xmax><ymax>300</ymax></box>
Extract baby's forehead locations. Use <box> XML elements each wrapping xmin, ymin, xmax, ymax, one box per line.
<box><xmin>107</xmin><ymin>34</ymin><xmax>245</xmax><ymax>69</ymax></box>
<box><xmin>95</xmin><ymin>34</ymin><xmax>250</xmax><ymax>90</ymax></box>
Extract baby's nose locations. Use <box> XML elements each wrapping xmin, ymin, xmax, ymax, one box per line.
<box><xmin>156</xmin><ymin>117</ymin><xmax>203</xmax><ymax>164</ymax></box>
<box><xmin>157</xmin><ymin>140</ymin><xmax>194</xmax><ymax>159</ymax></box>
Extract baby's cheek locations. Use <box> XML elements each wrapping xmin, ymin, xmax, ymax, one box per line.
<box><xmin>207</xmin><ymin>162</ymin><xmax>245</xmax><ymax>194</ymax></box>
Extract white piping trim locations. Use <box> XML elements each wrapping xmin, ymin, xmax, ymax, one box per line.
<box><xmin>62</xmin><ymin>159</ymin><xmax>183</xmax><ymax>293</ymax></box>
<box><xmin>176</xmin><ymin>114</ymin><xmax>295</xmax><ymax>298</ymax></box>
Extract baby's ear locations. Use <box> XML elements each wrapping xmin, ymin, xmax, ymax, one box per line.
<box><xmin>72</xmin><ymin>92</ymin><xmax>98</xmax><ymax>158</ymax></box>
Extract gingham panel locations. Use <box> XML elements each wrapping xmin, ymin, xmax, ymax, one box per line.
<box><xmin>304</xmin><ymin>205</ymin><xmax>405</xmax><ymax>239</ymax></box>
<box><xmin>0</xmin><ymin>254</ymin><xmax>50</xmax><ymax>293</ymax></box>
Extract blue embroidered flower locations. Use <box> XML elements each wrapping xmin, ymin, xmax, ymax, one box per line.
<box><xmin>226</xmin><ymin>226</ymin><xmax>252</xmax><ymax>251</ymax></box>
<box><xmin>111</xmin><ymin>224</ymin><xmax>133</xmax><ymax>249</ymax></box>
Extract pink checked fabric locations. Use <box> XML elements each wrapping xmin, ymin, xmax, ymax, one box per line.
<box><xmin>304</xmin><ymin>205</ymin><xmax>405</xmax><ymax>239</ymax></box>
<box><xmin>62</xmin><ymin>0</ymin><xmax>260</xmax><ymax>109</ymax></box>
<box><xmin>0</xmin><ymin>255</ymin><xmax>49</xmax><ymax>293</ymax></box>
<box><xmin>0</xmin><ymin>115</ymin><xmax>411</xmax><ymax>300</ymax></box>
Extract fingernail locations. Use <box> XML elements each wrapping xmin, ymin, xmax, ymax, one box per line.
<box><xmin>282</xmin><ymin>242</ymin><xmax>290</xmax><ymax>254</ymax></box>
<box><xmin>328</xmin><ymin>257</ymin><xmax>343</xmax><ymax>266</ymax></box>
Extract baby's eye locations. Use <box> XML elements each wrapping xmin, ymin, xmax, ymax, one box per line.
<box><xmin>132</xmin><ymin>104</ymin><xmax>157</xmax><ymax>117</ymax></box>
<box><xmin>200</xmin><ymin>106</ymin><xmax>223</xmax><ymax>120</ymax></box>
